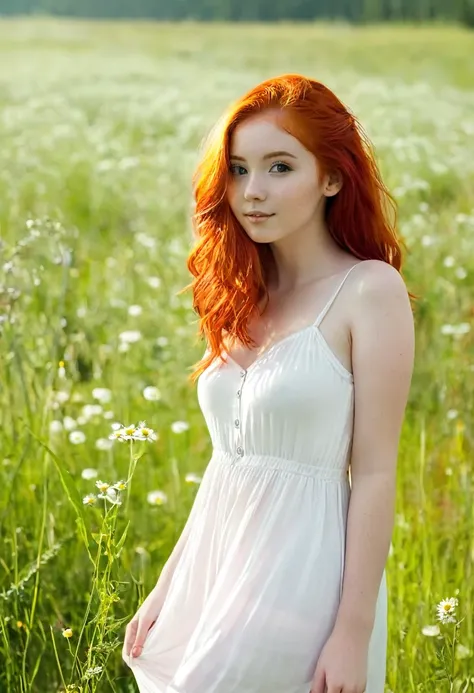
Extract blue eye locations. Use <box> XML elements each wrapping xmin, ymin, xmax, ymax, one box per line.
<box><xmin>229</xmin><ymin>161</ymin><xmax>292</xmax><ymax>175</ymax></box>
<box><xmin>270</xmin><ymin>162</ymin><xmax>291</xmax><ymax>173</ymax></box>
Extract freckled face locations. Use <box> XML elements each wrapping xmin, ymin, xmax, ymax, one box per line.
<box><xmin>227</xmin><ymin>111</ymin><xmax>327</xmax><ymax>244</ymax></box>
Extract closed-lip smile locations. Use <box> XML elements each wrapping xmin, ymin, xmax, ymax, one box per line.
<box><xmin>245</xmin><ymin>212</ymin><xmax>274</xmax><ymax>217</ymax></box>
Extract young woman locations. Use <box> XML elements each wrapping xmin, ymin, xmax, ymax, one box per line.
<box><xmin>123</xmin><ymin>73</ymin><xmax>415</xmax><ymax>693</ymax></box>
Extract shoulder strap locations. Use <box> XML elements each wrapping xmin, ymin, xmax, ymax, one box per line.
<box><xmin>313</xmin><ymin>262</ymin><xmax>363</xmax><ymax>328</ymax></box>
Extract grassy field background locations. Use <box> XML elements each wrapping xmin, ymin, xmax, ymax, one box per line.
<box><xmin>1</xmin><ymin>17</ymin><xmax>474</xmax><ymax>693</ymax></box>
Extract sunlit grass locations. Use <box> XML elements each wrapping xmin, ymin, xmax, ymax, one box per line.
<box><xmin>0</xmin><ymin>17</ymin><xmax>473</xmax><ymax>693</ymax></box>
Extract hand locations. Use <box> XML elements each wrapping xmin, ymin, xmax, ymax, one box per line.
<box><xmin>310</xmin><ymin>623</ymin><xmax>371</xmax><ymax>693</ymax></box>
<box><xmin>123</xmin><ymin>586</ymin><xmax>166</xmax><ymax>662</ymax></box>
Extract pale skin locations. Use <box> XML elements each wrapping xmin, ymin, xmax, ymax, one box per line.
<box><xmin>226</xmin><ymin>111</ymin><xmax>415</xmax><ymax>693</ymax></box>
<box><xmin>124</xmin><ymin>110</ymin><xmax>415</xmax><ymax>693</ymax></box>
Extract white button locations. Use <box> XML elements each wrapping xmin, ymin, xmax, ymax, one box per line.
<box><xmin>240</xmin><ymin>370</ymin><xmax>246</xmax><ymax>377</ymax></box>
<box><xmin>236</xmin><ymin>389</ymin><xmax>241</xmax><ymax>397</ymax></box>
<box><xmin>236</xmin><ymin>446</ymin><xmax>244</xmax><ymax>456</ymax></box>
<box><xmin>234</xmin><ymin>419</ymin><xmax>240</xmax><ymax>427</ymax></box>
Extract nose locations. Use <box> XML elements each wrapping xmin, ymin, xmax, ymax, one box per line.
<box><xmin>243</xmin><ymin>173</ymin><xmax>267</xmax><ymax>202</ymax></box>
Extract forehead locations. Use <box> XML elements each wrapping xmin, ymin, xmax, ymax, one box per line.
<box><xmin>229</xmin><ymin>112</ymin><xmax>301</xmax><ymax>155</ymax></box>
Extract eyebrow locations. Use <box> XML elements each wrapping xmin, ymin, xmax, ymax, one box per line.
<box><xmin>229</xmin><ymin>150</ymin><xmax>297</xmax><ymax>161</ymax></box>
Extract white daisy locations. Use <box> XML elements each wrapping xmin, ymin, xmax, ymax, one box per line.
<box><xmin>112</xmin><ymin>480</ymin><xmax>127</xmax><ymax>491</ymax></box>
<box><xmin>171</xmin><ymin>421</ymin><xmax>190</xmax><ymax>434</ymax></box>
<box><xmin>81</xmin><ymin>468</ymin><xmax>98</xmax><ymax>480</ymax></box>
<box><xmin>436</xmin><ymin>597</ymin><xmax>459</xmax><ymax>624</ymax></box>
<box><xmin>83</xmin><ymin>494</ymin><xmax>97</xmax><ymax>506</ymax></box>
<box><xmin>147</xmin><ymin>490</ymin><xmax>168</xmax><ymax>506</ymax></box>
<box><xmin>143</xmin><ymin>386</ymin><xmax>161</xmax><ymax>402</ymax></box>
<box><xmin>128</xmin><ymin>304</ymin><xmax>143</xmax><ymax>317</ymax></box>
<box><xmin>118</xmin><ymin>330</ymin><xmax>142</xmax><ymax>344</ymax></box>
<box><xmin>95</xmin><ymin>438</ymin><xmax>114</xmax><ymax>451</ymax></box>
<box><xmin>422</xmin><ymin>624</ymin><xmax>440</xmax><ymax>637</ymax></box>
<box><xmin>185</xmin><ymin>473</ymin><xmax>202</xmax><ymax>484</ymax></box>
<box><xmin>69</xmin><ymin>431</ymin><xmax>86</xmax><ymax>445</ymax></box>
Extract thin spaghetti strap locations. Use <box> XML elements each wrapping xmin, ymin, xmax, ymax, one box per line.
<box><xmin>313</xmin><ymin>262</ymin><xmax>363</xmax><ymax>328</ymax></box>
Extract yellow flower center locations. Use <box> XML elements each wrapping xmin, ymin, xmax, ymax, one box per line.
<box><xmin>125</xmin><ymin>427</ymin><xmax>136</xmax><ymax>435</ymax></box>
<box><xmin>141</xmin><ymin>429</ymin><xmax>150</xmax><ymax>437</ymax></box>
<box><xmin>443</xmin><ymin>604</ymin><xmax>453</xmax><ymax>612</ymax></box>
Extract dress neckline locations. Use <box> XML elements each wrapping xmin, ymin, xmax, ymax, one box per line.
<box><xmin>221</xmin><ymin>323</ymin><xmax>353</xmax><ymax>381</ymax></box>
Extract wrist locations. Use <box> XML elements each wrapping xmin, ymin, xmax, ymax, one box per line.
<box><xmin>333</xmin><ymin>610</ymin><xmax>375</xmax><ymax>639</ymax></box>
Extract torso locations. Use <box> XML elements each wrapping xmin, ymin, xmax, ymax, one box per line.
<box><xmin>222</xmin><ymin>258</ymin><xmax>363</xmax><ymax>373</ymax></box>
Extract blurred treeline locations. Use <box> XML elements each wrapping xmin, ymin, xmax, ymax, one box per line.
<box><xmin>1</xmin><ymin>0</ymin><xmax>474</xmax><ymax>24</ymax></box>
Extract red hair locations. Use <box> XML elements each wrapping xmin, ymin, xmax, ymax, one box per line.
<box><xmin>179</xmin><ymin>73</ymin><xmax>413</xmax><ymax>383</ymax></box>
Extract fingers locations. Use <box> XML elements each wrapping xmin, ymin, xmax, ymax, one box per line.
<box><xmin>130</xmin><ymin>617</ymin><xmax>154</xmax><ymax>658</ymax></box>
<box><xmin>311</xmin><ymin>668</ymin><xmax>326</xmax><ymax>693</ymax></box>
<box><xmin>124</xmin><ymin>618</ymin><xmax>138</xmax><ymax>657</ymax></box>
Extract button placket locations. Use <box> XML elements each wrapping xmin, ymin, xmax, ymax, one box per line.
<box><xmin>232</xmin><ymin>368</ymin><xmax>247</xmax><ymax>464</ymax></box>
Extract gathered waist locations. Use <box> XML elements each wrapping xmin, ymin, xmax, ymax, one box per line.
<box><xmin>210</xmin><ymin>448</ymin><xmax>349</xmax><ymax>481</ymax></box>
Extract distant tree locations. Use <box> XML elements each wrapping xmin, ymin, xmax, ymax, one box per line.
<box><xmin>461</xmin><ymin>0</ymin><xmax>474</xmax><ymax>25</ymax></box>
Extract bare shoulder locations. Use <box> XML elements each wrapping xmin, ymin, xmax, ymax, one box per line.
<box><xmin>347</xmin><ymin>259</ymin><xmax>415</xmax><ymax>477</ymax></box>
<box><xmin>348</xmin><ymin>259</ymin><xmax>412</xmax><ymax>318</ymax></box>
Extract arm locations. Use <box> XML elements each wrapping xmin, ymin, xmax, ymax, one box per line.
<box><xmin>333</xmin><ymin>261</ymin><xmax>415</xmax><ymax>637</ymax></box>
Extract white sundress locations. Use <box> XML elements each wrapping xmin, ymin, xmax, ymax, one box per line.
<box><xmin>124</xmin><ymin>261</ymin><xmax>388</xmax><ymax>693</ymax></box>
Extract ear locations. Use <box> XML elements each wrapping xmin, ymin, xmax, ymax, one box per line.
<box><xmin>323</xmin><ymin>170</ymin><xmax>343</xmax><ymax>197</ymax></box>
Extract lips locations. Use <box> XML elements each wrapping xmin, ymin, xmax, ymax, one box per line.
<box><xmin>245</xmin><ymin>213</ymin><xmax>274</xmax><ymax>217</ymax></box>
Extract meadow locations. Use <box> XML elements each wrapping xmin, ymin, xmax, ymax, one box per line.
<box><xmin>0</xmin><ymin>16</ymin><xmax>474</xmax><ymax>693</ymax></box>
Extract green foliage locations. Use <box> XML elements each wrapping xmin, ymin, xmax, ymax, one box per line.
<box><xmin>1</xmin><ymin>0</ymin><xmax>474</xmax><ymax>23</ymax></box>
<box><xmin>0</xmin><ymin>17</ymin><xmax>473</xmax><ymax>693</ymax></box>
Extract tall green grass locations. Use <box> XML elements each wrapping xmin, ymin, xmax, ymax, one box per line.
<box><xmin>0</xmin><ymin>17</ymin><xmax>473</xmax><ymax>693</ymax></box>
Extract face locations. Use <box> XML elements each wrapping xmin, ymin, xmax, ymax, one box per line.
<box><xmin>227</xmin><ymin>111</ymin><xmax>340</xmax><ymax>245</ymax></box>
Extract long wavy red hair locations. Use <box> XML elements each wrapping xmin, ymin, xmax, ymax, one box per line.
<box><xmin>179</xmin><ymin>73</ymin><xmax>412</xmax><ymax>383</ymax></box>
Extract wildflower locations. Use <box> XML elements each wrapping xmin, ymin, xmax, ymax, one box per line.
<box><xmin>422</xmin><ymin>624</ymin><xmax>440</xmax><ymax>637</ymax></box>
<box><xmin>63</xmin><ymin>416</ymin><xmax>77</xmax><ymax>431</ymax></box>
<box><xmin>54</xmin><ymin>390</ymin><xmax>70</xmax><ymax>404</ymax></box>
<box><xmin>82</xmin><ymin>493</ymin><xmax>97</xmax><ymax>505</ymax></box>
<box><xmin>81</xmin><ymin>404</ymin><xmax>103</xmax><ymax>419</ymax></box>
<box><xmin>62</xmin><ymin>628</ymin><xmax>73</xmax><ymax>638</ymax></box>
<box><xmin>81</xmin><ymin>468</ymin><xmax>98</xmax><ymax>480</ymax></box>
<box><xmin>58</xmin><ymin>361</ymin><xmax>66</xmax><ymax>379</ymax></box>
<box><xmin>95</xmin><ymin>480</ymin><xmax>110</xmax><ymax>493</ymax></box>
<box><xmin>185</xmin><ymin>473</ymin><xmax>202</xmax><ymax>484</ymax></box>
<box><xmin>109</xmin><ymin>428</ymin><xmax>126</xmax><ymax>441</ymax></box>
<box><xmin>17</xmin><ymin>620</ymin><xmax>23</xmax><ymax>628</ymax></box>
<box><xmin>49</xmin><ymin>420</ymin><xmax>63</xmax><ymax>434</ymax></box>
<box><xmin>128</xmin><ymin>304</ymin><xmax>143</xmax><ymax>316</ymax></box>
<box><xmin>143</xmin><ymin>386</ymin><xmax>161</xmax><ymax>401</ymax></box>
<box><xmin>156</xmin><ymin>336</ymin><xmax>169</xmax><ymax>347</ymax></box>
<box><xmin>83</xmin><ymin>494</ymin><xmax>97</xmax><ymax>506</ymax></box>
<box><xmin>118</xmin><ymin>330</ymin><xmax>142</xmax><ymax>344</ymax></box>
<box><xmin>171</xmin><ymin>421</ymin><xmax>190</xmax><ymax>434</ymax></box>
<box><xmin>135</xmin><ymin>422</ymin><xmax>158</xmax><ymax>442</ymax></box>
<box><xmin>83</xmin><ymin>665</ymin><xmax>103</xmax><ymax>679</ymax></box>
<box><xmin>437</xmin><ymin>597</ymin><xmax>458</xmax><ymax>624</ymax></box>
<box><xmin>69</xmin><ymin>431</ymin><xmax>86</xmax><ymax>445</ymax></box>
<box><xmin>103</xmin><ymin>410</ymin><xmax>114</xmax><ymax>419</ymax></box>
<box><xmin>147</xmin><ymin>490</ymin><xmax>168</xmax><ymax>506</ymax></box>
<box><xmin>91</xmin><ymin>387</ymin><xmax>112</xmax><ymax>403</ymax></box>
<box><xmin>147</xmin><ymin>276</ymin><xmax>161</xmax><ymax>289</ymax></box>
<box><xmin>98</xmin><ymin>487</ymin><xmax>122</xmax><ymax>505</ymax></box>
<box><xmin>443</xmin><ymin>256</ymin><xmax>455</xmax><ymax>267</ymax></box>
<box><xmin>112</xmin><ymin>479</ymin><xmax>127</xmax><ymax>491</ymax></box>
<box><xmin>95</xmin><ymin>438</ymin><xmax>114</xmax><ymax>451</ymax></box>
<box><xmin>440</xmin><ymin>323</ymin><xmax>470</xmax><ymax>336</ymax></box>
